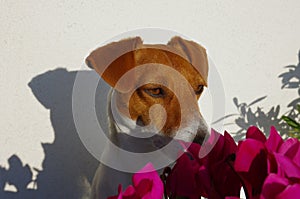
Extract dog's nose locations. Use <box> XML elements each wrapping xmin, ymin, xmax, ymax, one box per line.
<box><xmin>193</xmin><ymin>129</ymin><xmax>207</xmax><ymax>145</ymax></box>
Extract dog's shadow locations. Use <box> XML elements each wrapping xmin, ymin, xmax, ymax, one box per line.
<box><xmin>31</xmin><ymin>68</ymin><xmax>113</xmax><ymax>199</ymax></box>
<box><xmin>1</xmin><ymin>68</ymin><xmax>111</xmax><ymax>199</ymax></box>
<box><xmin>0</xmin><ymin>67</ymin><xmax>185</xmax><ymax>199</ymax></box>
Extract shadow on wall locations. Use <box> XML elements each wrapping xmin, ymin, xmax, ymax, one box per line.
<box><xmin>214</xmin><ymin>50</ymin><xmax>300</xmax><ymax>140</ymax></box>
<box><xmin>0</xmin><ymin>68</ymin><xmax>111</xmax><ymax>199</ymax></box>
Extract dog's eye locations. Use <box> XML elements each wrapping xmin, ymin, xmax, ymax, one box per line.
<box><xmin>195</xmin><ymin>85</ymin><xmax>204</xmax><ymax>95</ymax></box>
<box><xmin>144</xmin><ymin>88</ymin><xmax>165</xmax><ymax>98</ymax></box>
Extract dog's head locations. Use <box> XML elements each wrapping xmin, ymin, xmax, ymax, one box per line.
<box><xmin>86</xmin><ymin>36</ymin><xmax>209</xmax><ymax>143</ymax></box>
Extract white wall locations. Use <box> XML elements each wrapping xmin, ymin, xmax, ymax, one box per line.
<box><xmin>1</xmin><ymin>0</ymin><xmax>299</xmax><ymax>197</ymax></box>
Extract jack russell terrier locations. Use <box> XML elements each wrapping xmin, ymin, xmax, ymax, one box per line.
<box><xmin>85</xmin><ymin>36</ymin><xmax>209</xmax><ymax>199</ymax></box>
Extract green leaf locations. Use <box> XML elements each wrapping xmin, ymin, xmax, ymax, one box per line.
<box><xmin>297</xmin><ymin>104</ymin><xmax>300</xmax><ymax>113</ymax></box>
<box><xmin>282</xmin><ymin>116</ymin><xmax>300</xmax><ymax>129</ymax></box>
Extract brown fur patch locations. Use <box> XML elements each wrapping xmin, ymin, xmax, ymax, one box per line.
<box><xmin>86</xmin><ymin>37</ymin><xmax>208</xmax><ymax>136</ymax></box>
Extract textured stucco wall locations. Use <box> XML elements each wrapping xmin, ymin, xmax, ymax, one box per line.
<box><xmin>1</xmin><ymin>0</ymin><xmax>299</xmax><ymax>197</ymax></box>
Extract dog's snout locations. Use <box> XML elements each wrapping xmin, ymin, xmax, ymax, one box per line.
<box><xmin>193</xmin><ymin>128</ymin><xmax>207</xmax><ymax>145</ymax></box>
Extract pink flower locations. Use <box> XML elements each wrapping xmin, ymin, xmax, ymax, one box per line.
<box><xmin>132</xmin><ymin>163</ymin><xmax>164</xmax><ymax>199</ymax></box>
<box><xmin>234</xmin><ymin>126</ymin><xmax>300</xmax><ymax>198</ymax></box>
<box><xmin>166</xmin><ymin>130</ymin><xmax>241</xmax><ymax>199</ymax></box>
<box><xmin>234</xmin><ymin>137</ymin><xmax>268</xmax><ymax>197</ymax></box>
<box><xmin>107</xmin><ymin>163</ymin><xmax>164</xmax><ymax>199</ymax></box>
<box><xmin>107</xmin><ymin>185</ymin><xmax>137</xmax><ymax>199</ymax></box>
<box><xmin>261</xmin><ymin>173</ymin><xmax>300</xmax><ymax>199</ymax></box>
<box><xmin>110</xmin><ymin>126</ymin><xmax>300</xmax><ymax>199</ymax></box>
<box><xmin>166</xmin><ymin>142</ymin><xmax>203</xmax><ymax>199</ymax></box>
<box><xmin>201</xmin><ymin>130</ymin><xmax>241</xmax><ymax>198</ymax></box>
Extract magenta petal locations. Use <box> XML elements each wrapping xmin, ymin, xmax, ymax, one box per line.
<box><xmin>210</xmin><ymin>160</ymin><xmax>241</xmax><ymax>198</ymax></box>
<box><xmin>208</xmin><ymin>129</ymin><xmax>220</xmax><ymax>145</ymax></box>
<box><xmin>265</xmin><ymin>126</ymin><xmax>283</xmax><ymax>152</ymax></box>
<box><xmin>235</xmin><ymin>139</ymin><xmax>265</xmax><ymax>172</ymax></box>
<box><xmin>292</xmin><ymin>143</ymin><xmax>300</xmax><ymax>167</ymax></box>
<box><xmin>277</xmin><ymin>183</ymin><xmax>300</xmax><ymax>199</ymax></box>
<box><xmin>187</xmin><ymin>142</ymin><xmax>201</xmax><ymax>160</ymax></box>
<box><xmin>196</xmin><ymin>165</ymin><xmax>211</xmax><ymax>198</ymax></box>
<box><xmin>246</xmin><ymin>126</ymin><xmax>267</xmax><ymax>142</ymax></box>
<box><xmin>135</xmin><ymin>179</ymin><xmax>152</xmax><ymax>197</ymax></box>
<box><xmin>166</xmin><ymin>153</ymin><xmax>200</xmax><ymax>198</ymax></box>
<box><xmin>281</xmin><ymin>139</ymin><xmax>300</xmax><ymax>168</ymax></box>
<box><xmin>278</xmin><ymin>138</ymin><xmax>299</xmax><ymax>157</ymax></box>
<box><xmin>278</xmin><ymin>138</ymin><xmax>298</xmax><ymax>153</ymax></box>
<box><xmin>132</xmin><ymin>163</ymin><xmax>163</xmax><ymax>199</ymax></box>
<box><xmin>205</xmin><ymin>129</ymin><xmax>225</xmax><ymax>164</ymax></box>
<box><xmin>261</xmin><ymin>174</ymin><xmax>289</xmax><ymax>199</ymax></box>
<box><xmin>274</xmin><ymin>153</ymin><xmax>300</xmax><ymax>179</ymax></box>
<box><xmin>223</xmin><ymin>131</ymin><xmax>238</xmax><ymax>155</ymax></box>
<box><xmin>123</xmin><ymin>185</ymin><xmax>136</xmax><ymax>196</ymax></box>
<box><xmin>133</xmin><ymin>163</ymin><xmax>154</xmax><ymax>185</ymax></box>
<box><xmin>107</xmin><ymin>184</ymin><xmax>136</xmax><ymax>199</ymax></box>
<box><xmin>199</xmin><ymin>129</ymin><xmax>222</xmax><ymax>159</ymax></box>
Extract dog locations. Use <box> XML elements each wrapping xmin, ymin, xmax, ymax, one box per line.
<box><xmin>85</xmin><ymin>36</ymin><xmax>209</xmax><ymax>198</ymax></box>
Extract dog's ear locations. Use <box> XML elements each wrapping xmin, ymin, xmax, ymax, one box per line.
<box><xmin>167</xmin><ymin>36</ymin><xmax>208</xmax><ymax>86</ymax></box>
<box><xmin>86</xmin><ymin>37</ymin><xmax>143</xmax><ymax>92</ymax></box>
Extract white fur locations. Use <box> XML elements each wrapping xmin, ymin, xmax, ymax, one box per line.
<box><xmin>91</xmin><ymin>90</ymin><xmax>208</xmax><ymax>199</ymax></box>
